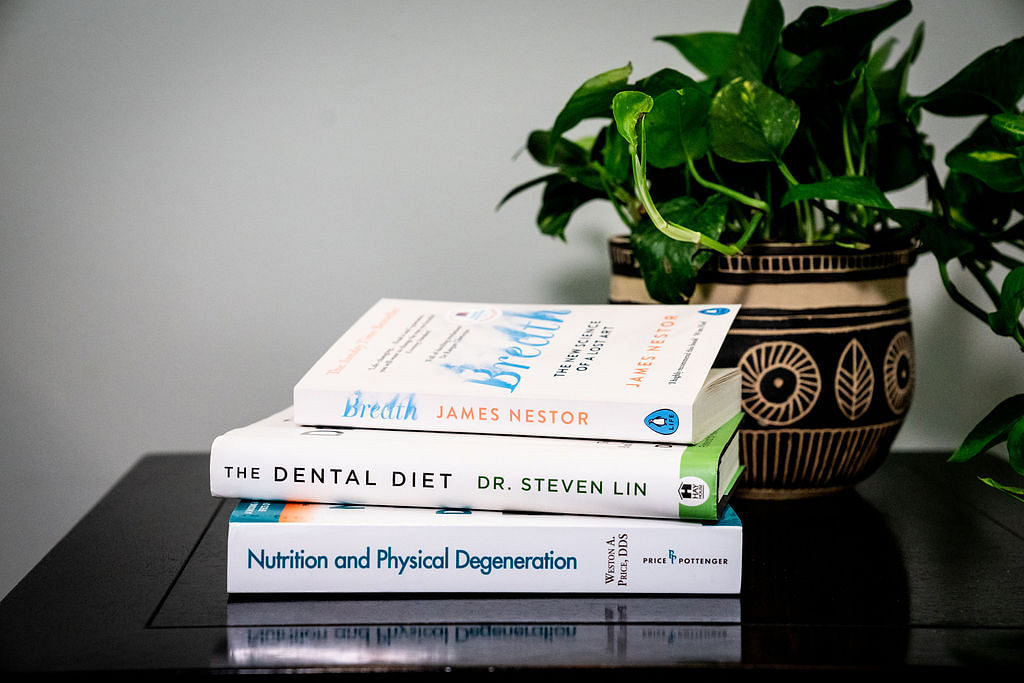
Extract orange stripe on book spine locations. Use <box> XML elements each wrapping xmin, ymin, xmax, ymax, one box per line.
<box><xmin>279</xmin><ymin>503</ymin><xmax>317</xmax><ymax>523</ymax></box>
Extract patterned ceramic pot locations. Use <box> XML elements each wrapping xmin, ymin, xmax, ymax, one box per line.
<box><xmin>610</xmin><ymin>236</ymin><xmax>915</xmax><ymax>499</ymax></box>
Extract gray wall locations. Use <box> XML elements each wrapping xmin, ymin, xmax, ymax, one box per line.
<box><xmin>2</xmin><ymin>0</ymin><xmax>1022</xmax><ymax>599</ymax></box>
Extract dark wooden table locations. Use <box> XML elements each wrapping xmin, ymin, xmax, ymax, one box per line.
<box><xmin>1</xmin><ymin>450</ymin><xmax>1022</xmax><ymax>674</ymax></box>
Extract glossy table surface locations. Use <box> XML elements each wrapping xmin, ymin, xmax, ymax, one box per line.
<box><xmin>1</xmin><ymin>450</ymin><xmax>1022</xmax><ymax>674</ymax></box>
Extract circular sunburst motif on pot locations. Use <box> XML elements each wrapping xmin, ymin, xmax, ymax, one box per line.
<box><xmin>883</xmin><ymin>331</ymin><xmax>914</xmax><ymax>415</ymax></box>
<box><xmin>739</xmin><ymin>340</ymin><xmax>822</xmax><ymax>426</ymax></box>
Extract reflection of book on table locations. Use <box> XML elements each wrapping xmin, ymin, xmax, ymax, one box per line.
<box><xmin>226</xmin><ymin>595</ymin><xmax>741</xmax><ymax>626</ymax></box>
<box><xmin>226</xmin><ymin>501</ymin><xmax>742</xmax><ymax>595</ymax></box>
<box><xmin>210</xmin><ymin>409</ymin><xmax>744</xmax><ymax>521</ymax></box>
<box><xmin>225</xmin><ymin>622</ymin><xmax>742</xmax><ymax>669</ymax></box>
<box><xmin>292</xmin><ymin>298</ymin><xmax>741</xmax><ymax>444</ymax></box>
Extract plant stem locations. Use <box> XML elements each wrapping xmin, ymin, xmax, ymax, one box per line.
<box><xmin>937</xmin><ymin>260</ymin><xmax>992</xmax><ymax>327</ymax></box>
<box><xmin>591</xmin><ymin>166</ymin><xmax>639</xmax><ymax>229</ymax></box>
<box><xmin>965</xmin><ymin>259</ymin><xmax>1003</xmax><ymax>310</ymax></box>
<box><xmin>735</xmin><ymin>213</ymin><xmax>763</xmax><ymax>251</ymax></box>
<box><xmin>987</xmin><ymin>248</ymin><xmax>1024</xmax><ymax>271</ymax></box>
<box><xmin>857</xmin><ymin>118</ymin><xmax>870</xmax><ymax>176</ymax></box>
<box><xmin>590</xmin><ymin>163</ymin><xmax>636</xmax><ymax>207</ymax></box>
<box><xmin>773</xmin><ymin>159</ymin><xmax>815</xmax><ymax>241</ymax></box>
<box><xmin>808</xmin><ymin>199</ymin><xmax>871</xmax><ymax>236</ymax></box>
<box><xmin>630</xmin><ymin>120</ymin><xmax>740</xmax><ymax>255</ymax></box>
<box><xmin>965</xmin><ymin>259</ymin><xmax>1024</xmax><ymax>351</ymax></box>
<box><xmin>841</xmin><ymin>107</ymin><xmax>856</xmax><ymax>176</ymax></box>
<box><xmin>599</xmin><ymin>174</ymin><xmax>638</xmax><ymax>231</ymax></box>
<box><xmin>776</xmin><ymin>159</ymin><xmax>800</xmax><ymax>188</ymax></box>
<box><xmin>686</xmin><ymin>155</ymin><xmax>769</xmax><ymax>212</ymax></box>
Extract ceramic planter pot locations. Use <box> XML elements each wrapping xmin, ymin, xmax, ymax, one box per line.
<box><xmin>610</xmin><ymin>236</ymin><xmax>915</xmax><ymax>499</ymax></box>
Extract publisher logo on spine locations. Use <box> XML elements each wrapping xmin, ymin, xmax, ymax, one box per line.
<box><xmin>698</xmin><ymin>307</ymin><xmax>731</xmax><ymax>316</ymax></box>
<box><xmin>678</xmin><ymin>476</ymin><xmax>709</xmax><ymax>506</ymax></box>
<box><xmin>644</xmin><ymin>408</ymin><xmax>679</xmax><ymax>435</ymax></box>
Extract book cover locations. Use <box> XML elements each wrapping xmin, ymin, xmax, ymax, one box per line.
<box><xmin>292</xmin><ymin>298</ymin><xmax>741</xmax><ymax>444</ymax></box>
<box><xmin>210</xmin><ymin>408</ymin><xmax>744</xmax><ymax>521</ymax></box>
<box><xmin>226</xmin><ymin>501</ymin><xmax>743</xmax><ymax>595</ymax></box>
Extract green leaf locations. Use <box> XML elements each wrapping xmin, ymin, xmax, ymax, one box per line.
<box><xmin>520</xmin><ymin>131</ymin><xmax>608</xmax><ymax>194</ymax></box>
<box><xmin>548</xmin><ymin>64</ymin><xmax>633</xmax><ymax>159</ymax></box>
<box><xmin>636</xmin><ymin>68</ymin><xmax>700</xmax><ymax>97</ymax></box>
<box><xmin>781</xmin><ymin>0</ymin><xmax>912</xmax><ymax>56</ymax></box>
<box><xmin>1009</xmin><ymin>414</ymin><xmax>1024</xmax><ymax>476</ymax></box>
<box><xmin>630</xmin><ymin>197</ymin><xmax>727</xmax><ymax>303</ymax></box>
<box><xmin>987</xmin><ymin>266</ymin><xmax>1024</xmax><ymax>337</ymax></box>
<box><xmin>992</xmin><ymin>112</ymin><xmax>1024</xmax><ymax>143</ymax></box>
<box><xmin>867</xmin><ymin>22</ymin><xmax>924</xmax><ymax>126</ymax></box>
<box><xmin>944</xmin><ymin>170</ymin><xmax>1015</xmax><ymax>234</ymax></box>
<box><xmin>948</xmin><ymin>147</ymin><xmax>1024</xmax><ymax>193</ymax></box>
<box><xmin>949</xmin><ymin>393</ymin><xmax>1024</xmax><ymax>463</ymax></box>
<box><xmin>662</xmin><ymin>194</ymin><xmax>729</xmax><ymax>239</ymax></box>
<box><xmin>914</xmin><ymin>37</ymin><xmax>1024</xmax><ymax>117</ymax></box>
<box><xmin>884</xmin><ymin>207</ymin><xmax>974</xmax><ymax>263</ymax></box>
<box><xmin>946</xmin><ymin>121</ymin><xmax>1024</xmax><ymax>193</ymax></box>
<box><xmin>977</xmin><ymin>477</ymin><xmax>1024</xmax><ymax>503</ymax></box>
<box><xmin>863</xmin><ymin>36</ymin><xmax>896</xmax><ymax>83</ymax></box>
<box><xmin>852</xmin><ymin>23</ymin><xmax>927</xmax><ymax>191</ymax></box>
<box><xmin>709</xmin><ymin>78</ymin><xmax>800</xmax><ymax>163</ymax></box>
<box><xmin>631</xmin><ymin>228</ymin><xmax>700</xmax><ymax>304</ymax></box>
<box><xmin>726</xmin><ymin>0</ymin><xmax>784</xmax><ymax>81</ymax></box>
<box><xmin>776</xmin><ymin>1</ymin><xmax>912</xmax><ymax>101</ymax></box>
<box><xmin>643</xmin><ymin>90</ymin><xmax>687</xmax><ymax>169</ymax></box>
<box><xmin>655</xmin><ymin>32</ymin><xmax>737</xmax><ymax>79</ymax></box>
<box><xmin>525</xmin><ymin>130</ymin><xmax>589</xmax><ymax>168</ymax></box>
<box><xmin>781</xmin><ymin>175</ymin><xmax>893</xmax><ymax>208</ymax></box>
<box><xmin>611</xmin><ymin>91</ymin><xmax>654</xmax><ymax>148</ymax></box>
<box><xmin>600</xmin><ymin>124</ymin><xmax>632</xmax><ymax>186</ymax></box>
<box><xmin>497</xmin><ymin>172</ymin><xmax>559</xmax><ymax>210</ymax></box>
<box><xmin>643</xmin><ymin>87</ymin><xmax>711</xmax><ymax>169</ymax></box>
<box><xmin>863</xmin><ymin>78</ymin><xmax>881</xmax><ymax>139</ymax></box>
<box><xmin>535</xmin><ymin>175</ymin><xmax>605</xmax><ymax>239</ymax></box>
<box><xmin>873</xmin><ymin>121</ymin><xmax>931</xmax><ymax>192</ymax></box>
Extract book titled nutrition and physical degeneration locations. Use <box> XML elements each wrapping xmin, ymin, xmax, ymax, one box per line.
<box><xmin>226</xmin><ymin>500</ymin><xmax>743</xmax><ymax>595</ymax></box>
<box><xmin>210</xmin><ymin>408</ymin><xmax>744</xmax><ymax>522</ymax></box>
<box><xmin>292</xmin><ymin>299</ymin><xmax>741</xmax><ymax>444</ymax></box>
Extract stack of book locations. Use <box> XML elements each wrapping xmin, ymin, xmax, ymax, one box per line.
<box><xmin>210</xmin><ymin>298</ymin><xmax>746</xmax><ymax>595</ymax></box>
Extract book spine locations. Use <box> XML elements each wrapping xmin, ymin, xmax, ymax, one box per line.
<box><xmin>226</xmin><ymin>511</ymin><xmax>742</xmax><ymax>594</ymax></box>
<box><xmin>292</xmin><ymin>388</ymin><xmax>700</xmax><ymax>444</ymax></box>
<box><xmin>209</xmin><ymin>430</ymin><xmax>723</xmax><ymax>521</ymax></box>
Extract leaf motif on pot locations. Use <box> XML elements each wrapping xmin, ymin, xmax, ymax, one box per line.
<box><xmin>884</xmin><ymin>331</ymin><xmax>914</xmax><ymax>415</ymax></box>
<box><xmin>739</xmin><ymin>341</ymin><xmax>821</xmax><ymax>427</ymax></box>
<box><xmin>835</xmin><ymin>338</ymin><xmax>875</xmax><ymax>421</ymax></box>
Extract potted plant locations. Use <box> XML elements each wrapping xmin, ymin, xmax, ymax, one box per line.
<box><xmin>501</xmin><ymin>0</ymin><xmax>1024</xmax><ymax>500</ymax></box>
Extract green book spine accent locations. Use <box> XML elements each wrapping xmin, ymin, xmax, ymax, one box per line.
<box><xmin>678</xmin><ymin>412</ymin><xmax>744</xmax><ymax>520</ymax></box>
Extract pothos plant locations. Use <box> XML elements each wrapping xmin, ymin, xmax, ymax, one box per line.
<box><xmin>500</xmin><ymin>0</ymin><xmax>1024</xmax><ymax>500</ymax></box>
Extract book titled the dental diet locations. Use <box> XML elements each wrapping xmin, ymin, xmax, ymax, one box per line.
<box><xmin>209</xmin><ymin>408</ymin><xmax>743</xmax><ymax>522</ymax></box>
<box><xmin>292</xmin><ymin>299</ymin><xmax>740</xmax><ymax>444</ymax></box>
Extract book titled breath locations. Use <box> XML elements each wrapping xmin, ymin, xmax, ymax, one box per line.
<box><xmin>210</xmin><ymin>408</ymin><xmax>744</xmax><ymax>522</ymax></box>
<box><xmin>293</xmin><ymin>299</ymin><xmax>741</xmax><ymax>444</ymax></box>
<box><xmin>226</xmin><ymin>501</ymin><xmax>742</xmax><ymax>594</ymax></box>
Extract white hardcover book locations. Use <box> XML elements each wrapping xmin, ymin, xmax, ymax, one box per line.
<box><xmin>226</xmin><ymin>501</ymin><xmax>743</xmax><ymax>594</ymax></box>
<box><xmin>292</xmin><ymin>298</ymin><xmax>740</xmax><ymax>444</ymax></box>
<box><xmin>210</xmin><ymin>408</ymin><xmax>744</xmax><ymax>522</ymax></box>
